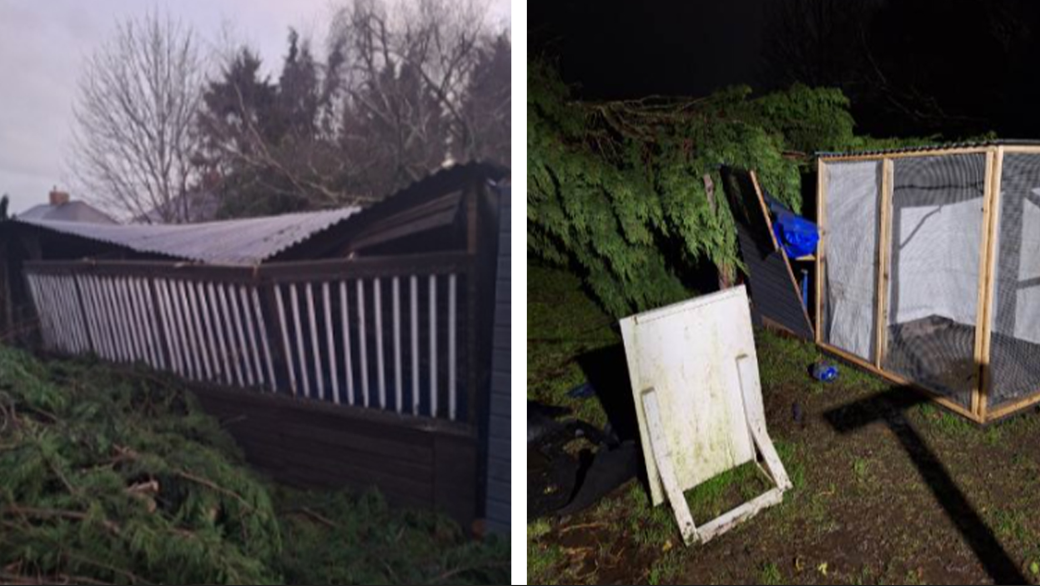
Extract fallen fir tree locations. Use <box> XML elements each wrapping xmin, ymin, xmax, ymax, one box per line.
<box><xmin>0</xmin><ymin>346</ymin><xmax>508</xmax><ymax>585</ymax></box>
<box><xmin>528</xmin><ymin>59</ymin><xmax>938</xmax><ymax>317</ymax></box>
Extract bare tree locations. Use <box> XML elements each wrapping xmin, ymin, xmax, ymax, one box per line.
<box><xmin>331</xmin><ymin>0</ymin><xmax>504</xmax><ymax>196</ymax></box>
<box><xmin>761</xmin><ymin>0</ymin><xmax>876</xmax><ymax>90</ymax></box>
<box><xmin>69</xmin><ymin>12</ymin><xmax>205</xmax><ymax>223</ymax></box>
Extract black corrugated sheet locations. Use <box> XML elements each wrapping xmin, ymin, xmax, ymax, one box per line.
<box><xmin>722</xmin><ymin>167</ymin><xmax>814</xmax><ymax>340</ymax></box>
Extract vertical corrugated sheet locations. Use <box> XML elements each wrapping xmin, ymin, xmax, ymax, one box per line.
<box><xmin>723</xmin><ymin>168</ymin><xmax>814</xmax><ymax>340</ymax></box>
<box><xmin>485</xmin><ymin>186</ymin><xmax>511</xmax><ymax>534</ymax></box>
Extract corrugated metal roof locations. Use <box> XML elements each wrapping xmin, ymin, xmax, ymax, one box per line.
<box><xmin>13</xmin><ymin>162</ymin><xmax>508</xmax><ymax>266</ymax></box>
<box><xmin>18</xmin><ymin>207</ymin><xmax>361</xmax><ymax>265</ymax></box>
<box><xmin>816</xmin><ymin>139</ymin><xmax>1040</xmax><ymax>159</ymax></box>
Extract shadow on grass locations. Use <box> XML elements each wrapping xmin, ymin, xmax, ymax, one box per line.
<box><xmin>576</xmin><ymin>344</ymin><xmax>641</xmax><ymax>444</ymax></box>
<box><xmin>825</xmin><ymin>387</ymin><xmax>1027</xmax><ymax>585</ymax></box>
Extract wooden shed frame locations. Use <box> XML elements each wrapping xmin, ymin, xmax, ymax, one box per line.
<box><xmin>816</xmin><ymin>143</ymin><xmax>1040</xmax><ymax>423</ymax></box>
<box><xmin>1</xmin><ymin>164</ymin><xmax>510</xmax><ymax>529</ymax></box>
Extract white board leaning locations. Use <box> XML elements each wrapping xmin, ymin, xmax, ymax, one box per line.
<box><xmin>620</xmin><ymin>286</ymin><xmax>791</xmax><ymax>546</ymax></box>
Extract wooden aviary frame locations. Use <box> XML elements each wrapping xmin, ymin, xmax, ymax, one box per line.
<box><xmin>815</xmin><ymin>142</ymin><xmax>1040</xmax><ymax>424</ymax></box>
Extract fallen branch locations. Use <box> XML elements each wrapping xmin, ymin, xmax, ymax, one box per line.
<box><xmin>429</xmin><ymin>560</ymin><xmax>511</xmax><ymax>584</ymax></box>
<box><xmin>174</xmin><ymin>470</ymin><xmax>254</xmax><ymax>512</ymax></box>
<box><xmin>2</xmin><ymin>505</ymin><xmax>121</xmax><ymax>537</ymax></box>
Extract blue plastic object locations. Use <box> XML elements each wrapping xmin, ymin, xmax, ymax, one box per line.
<box><xmin>772</xmin><ymin>211</ymin><xmax>820</xmax><ymax>258</ymax></box>
<box><xmin>812</xmin><ymin>361</ymin><xmax>839</xmax><ymax>383</ymax></box>
<box><xmin>567</xmin><ymin>382</ymin><xmax>597</xmax><ymax>399</ymax></box>
<box><xmin>800</xmin><ymin>269</ymin><xmax>809</xmax><ymax>309</ymax></box>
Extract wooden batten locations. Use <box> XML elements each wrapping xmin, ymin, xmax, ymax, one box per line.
<box><xmin>815</xmin><ymin>159</ymin><xmax>827</xmax><ymax>344</ymax></box>
<box><xmin>818</xmin><ymin>146</ymin><xmax>991</xmax><ymax>163</ymax></box>
<box><xmin>986</xmin><ymin>388</ymin><xmax>1040</xmax><ymax>421</ymax></box>
<box><xmin>749</xmin><ymin>170</ymin><xmax>814</xmax><ymax>335</ymax></box>
<box><xmin>995</xmin><ymin>144</ymin><xmax>1040</xmax><ymax>154</ymax></box>
<box><xmin>819</xmin><ymin>342</ymin><xmax>982</xmax><ymax>423</ymax></box>
<box><xmin>874</xmin><ymin>159</ymin><xmax>894</xmax><ymax>368</ymax></box>
<box><xmin>976</xmin><ymin>147</ymin><xmax>1003</xmax><ymax>421</ymax></box>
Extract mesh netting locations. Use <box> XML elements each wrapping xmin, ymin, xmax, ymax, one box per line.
<box><xmin>822</xmin><ymin>161</ymin><xmax>882</xmax><ymax>362</ymax></box>
<box><xmin>880</xmin><ymin>154</ymin><xmax>986</xmax><ymax>408</ymax></box>
<box><xmin>988</xmin><ymin>153</ymin><xmax>1040</xmax><ymax>408</ymax></box>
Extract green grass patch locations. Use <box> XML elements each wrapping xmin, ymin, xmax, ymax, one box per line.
<box><xmin>527</xmin><ymin>264</ymin><xmax>618</xmax><ymax>427</ymax></box>
<box><xmin>759</xmin><ymin>561</ymin><xmax>784</xmax><ymax>585</ymax></box>
<box><xmin>528</xmin><ymin>520</ymin><xmax>565</xmax><ymax>585</ymax></box>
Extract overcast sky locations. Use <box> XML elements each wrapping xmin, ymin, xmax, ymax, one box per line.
<box><xmin>0</xmin><ymin>0</ymin><xmax>510</xmax><ymax>215</ymax></box>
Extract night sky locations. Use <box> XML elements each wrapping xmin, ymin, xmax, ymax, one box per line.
<box><xmin>531</xmin><ymin>0</ymin><xmax>1040</xmax><ymax>139</ymax></box>
<box><xmin>530</xmin><ymin>0</ymin><xmax>766</xmax><ymax>100</ymax></box>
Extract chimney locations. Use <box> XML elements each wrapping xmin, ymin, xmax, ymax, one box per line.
<box><xmin>49</xmin><ymin>187</ymin><xmax>69</xmax><ymax>206</ymax></box>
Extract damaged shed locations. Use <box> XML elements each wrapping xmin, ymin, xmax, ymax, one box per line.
<box><xmin>0</xmin><ymin>163</ymin><xmax>510</xmax><ymax>530</ymax></box>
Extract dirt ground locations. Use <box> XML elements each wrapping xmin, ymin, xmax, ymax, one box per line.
<box><xmin>528</xmin><ymin>264</ymin><xmax>1040</xmax><ymax>585</ymax></box>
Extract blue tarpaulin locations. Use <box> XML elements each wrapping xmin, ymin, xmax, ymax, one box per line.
<box><xmin>763</xmin><ymin>192</ymin><xmax>820</xmax><ymax>258</ymax></box>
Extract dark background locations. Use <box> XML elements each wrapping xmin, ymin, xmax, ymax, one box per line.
<box><xmin>530</xmin><ymin>0</ymin><xmax>1040</xmax><ymax>139</ymax></box>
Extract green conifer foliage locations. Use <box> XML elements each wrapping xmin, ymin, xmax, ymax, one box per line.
<box><xmin>0</xmin><ymin>347</ymin><xmax>508</xmax><ymax>584</ymax></box>
<box><xmin>528</xmin><ymin>60</ymin><xmax>931</xmax><ymax>317</ymax></box>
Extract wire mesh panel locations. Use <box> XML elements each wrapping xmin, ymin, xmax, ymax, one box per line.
<box><xmin>881</xmin><ymin>153</ymin><xmax>987</xmax><ymax>408</ymax></box>
<box><xmin>988</xmin><ymin>153</ymin><xmax>1040</xmax><ymax>409</ymax></box>
<box><xmin>821</xmin><ymin>160</ymin><xmax>882</xmax><ymax>362</ymax></box>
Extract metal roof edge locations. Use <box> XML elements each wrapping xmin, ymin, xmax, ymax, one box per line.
<box><xmin>815</xmin><ymin>139</ymin><xmax>1040</xmax><ymax>159</ymax></box>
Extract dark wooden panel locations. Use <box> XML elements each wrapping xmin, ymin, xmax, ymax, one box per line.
<box><xmin>483</xmin><ymin>186</ymin><xmax>511</xmax><ymax>534</ymax></box>
<box><xmin>494</xmin><ymin>302</ymin><xmax>510</xmax><ymax>326</ymax></box>
<box><xmin>433</xmin><ymin>434</ymin><xmax>478</xmax><ymax>525</ymax></box>
<box><xmin>487</xmin><ymin>456</ymin><xmax>510</xmax><ymax>483</ymax></box>
<box><xmin>190</xmin><ymin>384</ymin><xmax>479</xmax><ymax>528</ymax></box>
<box><xmin>490</xmin><ymin>414</ymin><xmax>509</xmax><ymax>441</ymax></box>
<box><xmin>487</xmin><ymin>480</ymin><xmax>510</xmax><ymax>505</ymax></box>
<box><xmin>493</xmin><ymin>326</ymin><xmax>510</xmax><ymax>350</ymax></box>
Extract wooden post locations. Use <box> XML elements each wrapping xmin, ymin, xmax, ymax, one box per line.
<box><xmin>974</xmin><ymin>147</ymin><xmax>1003</xmax><ymax>421</ymax></box>
<box><xmin>874</xmin><ymin>159</ymin><xmax>894</xmax><ymax>368</ymax></box>
<box><xmin>465</xmin><ymin>188</ymin><xmax>481</xmax><ymax>427</ymax></box>
<box><xmin>704</xmin><ymin>173</ymin><xmax>733</xmax><ymax>289</ymax></box>
<box><xmin>815</xmin><ymin>159</ymin><xmax>828</xmax><ymax>344</ymax></box>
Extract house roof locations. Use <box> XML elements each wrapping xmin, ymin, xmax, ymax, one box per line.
<box><xmin>816</xmin><ymin>139</ymin><xmax>1040</xmax><ymax>160</ymax></box>
<box><xmin>18</xmin><ymin>201</ymin><xmax>117</xmax><ymax>224</ymax></box>
<box><xmin>133</xmin><ymin>189</ymin><xmax>221</xmax><ymax>224</ymax></box>
<box><xmin>14</xmin><ymin>162</ymin><xmax>508</xmax><ymax>266</ymax></box>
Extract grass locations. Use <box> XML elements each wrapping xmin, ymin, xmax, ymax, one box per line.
<box><xmin>528</xmin><ymin>262</ymin><xmax>1040</xmax><ymax>585</ymax></box>
<box><xmin>760</xmin><ymin>561</ymin><xmax>784</xmax><ymax>585</ymax></box>
<box><xmin>527</xmin><ymin>264</ymin><xmax>619</xmax><ymax>427</ymax></box>
<box><xmin>527</xmin><ymin>520</ymin><xmax>565</xmax><ymax>583</ymax></box>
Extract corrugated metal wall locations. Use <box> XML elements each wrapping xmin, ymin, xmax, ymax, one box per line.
<box><xmin>485</xmin><ymin>186</ymin><xmax>511</xmax><ymax>534</ymax></box>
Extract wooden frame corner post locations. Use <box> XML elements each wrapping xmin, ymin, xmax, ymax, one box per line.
<box><xmin>815</xmin><ymin>158</ymin><xmax>827</xmax><ymax>344</ymax></box>
<box><xmin>874</xmin><ymin>159</ymin><xmax>894</xmax><ymax>369</ymax></box>
<box><xmin>975</xmin><ymin>147</ymin><xmax>1003</xmax><ymax>422</ymax></box>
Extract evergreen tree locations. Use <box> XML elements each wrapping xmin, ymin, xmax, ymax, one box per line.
<box><xmin>457</xmin><ymin>34</ymin><xmax>510</xmax><ymax>166</ymax></box>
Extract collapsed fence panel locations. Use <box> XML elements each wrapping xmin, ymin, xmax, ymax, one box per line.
<box><xmin>24</xmin><ymin>254</ymin><xmax>476</xmax><ymax>426</ymax></box>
